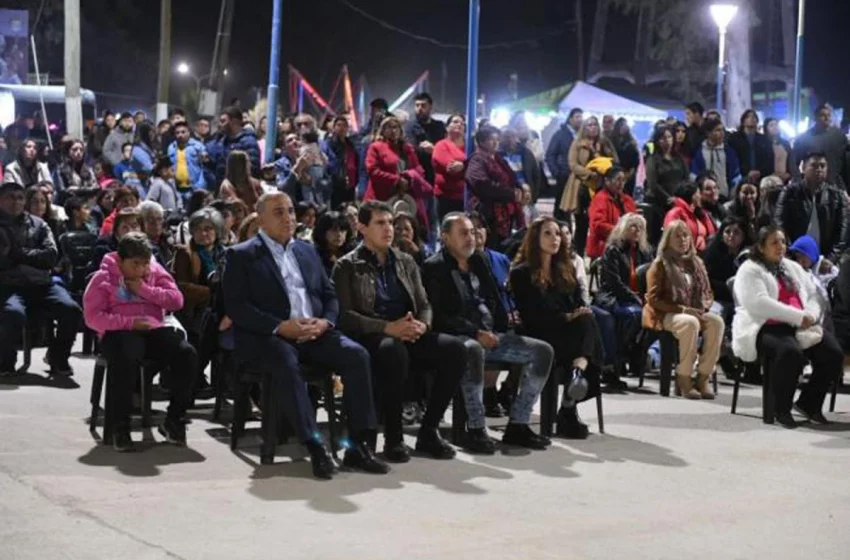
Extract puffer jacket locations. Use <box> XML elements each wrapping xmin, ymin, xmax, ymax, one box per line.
<box><xmin>0</xmin><ymin>210</ymin><xmax>57</xmax><ymax>287</ymax></box>
<box><xmin>167</xmin><ymin>138</ymin><xmax>207</xmax><ymax>190</ymax></box>
<box><xmin>83</xmin><ymin>252</ymin><xmax>183</xmax><ymax>336</ymax></box>
<box><xmin>663</xmin><ymin>197</ymin><xmax>717</xmax><ymax>253</ymax></box>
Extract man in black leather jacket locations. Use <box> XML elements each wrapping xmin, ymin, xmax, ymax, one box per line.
<box><xmin>775</xmin><ymin>152</ymin><xmax>850</xmax><ymax>264</ymax></box>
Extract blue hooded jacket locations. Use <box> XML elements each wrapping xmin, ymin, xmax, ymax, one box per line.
<box><xmin>789</xmin><ymin>235</ymin><xmax>820</xmax><ymax>267</ymax></box>
<box><xmin>167</xmin><ymin>138</ymin><xmax>207</xmax><ymax>191</ymax></box>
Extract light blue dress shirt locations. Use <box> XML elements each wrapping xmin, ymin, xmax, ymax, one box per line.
<box><xmin>258</xmin><ymin>229</ymin><xmax>314</xmax><ymax>320</ymax></box>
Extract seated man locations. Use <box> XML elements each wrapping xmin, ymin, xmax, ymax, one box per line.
<box><xmin>0</xmin><ymin>181</ymin><xmax>81</xmax><ymax>375</ymax></box>
<box><xmin>423</xmin><ymin>213</ymin><xmax>554</xmax><ymax>453</ymax></box>
<box><xmin>333</xmin><ymin>201</ymin><xmax>465</xmax><ymax>463</ymax></box>
<box><xmin>83</xmin><ymin>232</ymin><xmax>195</xmax><ymax>451</ymax></box>
<box><xmin>223</xmin><ymin>192</ymin><xmax>388</xmax><ymax>480</ymax></box>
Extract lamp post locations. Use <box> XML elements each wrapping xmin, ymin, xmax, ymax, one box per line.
<box><xmin>710</xmin><ymin>4</ymin><xmax>738</xmax><ymax>117</ymax></box>
<box><xmin>792</xmin><ymin>0</ymin><xmax>806</xmax><ymax>128</ymax></box>
<box><xmin>177</xmin><ymin>62</ymin><xmax>202</xmax><ymax>93</ymax></box>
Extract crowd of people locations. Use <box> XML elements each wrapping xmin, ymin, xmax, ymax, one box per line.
<box><xmin>0</xmin><ymin>92</ymin><xmax>847</xmax><ymax>479</ymax></box>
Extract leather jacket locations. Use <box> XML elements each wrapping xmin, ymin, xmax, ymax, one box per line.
<box><xmin>775</xmin><ymin>179</ymin><xmax>850</xmax><ymax>262</ymax></box>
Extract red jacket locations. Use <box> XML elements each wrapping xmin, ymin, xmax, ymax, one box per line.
<box><xmin>364</xmin><ymin>140</ymin><xmax>425</xmax><ymax>202</ymax></box>
<box><xmin>432</xmin><ymin>138</ymin><xmax>466</xmax><ymax>201</ymax></box>
<box><xmin>663</xmin><ymin>197</ymin><xmax>717</xmax><ymax>252</ymax></box>
<box><xmin>587</xmin><ymin>189</ymin><xmax>637</xmax><ymax>259</ymax></box>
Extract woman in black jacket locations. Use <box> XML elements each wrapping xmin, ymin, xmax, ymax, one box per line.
<box><xmin>510</xmin><ymin>216</ymin><xmax>602</xmax><ymax>439</ymax></box>
<box><xmin>609</xmin><ymin>118</ymin><xmax>640</xmax><ymax>196</ymax></box>
<box><xmin>312</xmin><ymin>210</ymin><xmax>355</xmax><ymax>276</ymax></box>
<box><xmin>644</xmin><ymin>126</ymin><xmax>688</xmax><ymax>246</ymax></box>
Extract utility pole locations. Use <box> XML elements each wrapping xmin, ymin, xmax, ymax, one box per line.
<box><xmin>217</xmin><ymin>0</ymin><xmax>236</xmax><ymax>94</ymax></box>
<box><xmin>156</xmin><ymin>0</ymin><xmax>172</xmax><ymax>122</ymax></box>
<box><xmin>264</xmin><ymin>0</ymin><xmax>283</xmax><ymax>164</ymax></box>
<box><xmin>464</xmin><ymin>0</ymin><xmax>480</xmax><ymax>208</ymax></box>
<box><xmin>792</xmin><ymin>0</ymin><xmax>806</xmax><ymax>127</ymax></box>
<box><xmin>64</xmin><ymin>0</ymin><xmax>82</xmax><ymax>138</ymax></box>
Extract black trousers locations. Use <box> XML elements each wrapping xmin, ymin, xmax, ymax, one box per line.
<box><xmin>101</xmin><ymin>328</ymin><xmax>197</xmax><ymax>430</ymax></box>
<box><xmin>358</xmin><ymin>331</ymin><xmax>465</xmax><ymax>445</ymax></box>
<box><xmin>756</xmin><ymin>323</ymin><xmax>843</xmax><ymax>414</ymax></box>
<box><xmin>0</xmin><ymin>284</ymin><xmax>81</xmax><ymax>370</ymax></box>
<box><xmin>553</xmin><ymin>176</ymin><xmax>569</xmax><ymax>221</ymax></box>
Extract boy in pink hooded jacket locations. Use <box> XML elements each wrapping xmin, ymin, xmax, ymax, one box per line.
<box><xmin>83</xmin><ymin>231</ymin><xmax>197</xmax><ymax>452</ymax></box>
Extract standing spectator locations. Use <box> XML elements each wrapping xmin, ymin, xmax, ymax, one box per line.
<box><xmin>644</xmin><ymin>126</ymin><xmax>689</xmax><ymax>246</ymax></box>
<box><xmin>132</xmin><ymin>121</ymin><xmax>159</xmax><ymax>182</ymax></box>
<box><xmin>0</xmin><ymin>182</ymin><xmax>81</xmax><ymax>376</ymax></box>
<box><xmin>663</xmin><ymin>182</ymin><xmax>717</xmax><ymax>253</ymax></box>
<box><xmin>133</xmin><ymin>111</ymin><xmax>147</xmax><ymax>125</ymax></box>
<box><xmin>87</xmin><ymin>110</ymin><xmax>116</xmax><ymax>161</ymax></box>
<box><xmin>4</xmin><ymin>139</ymin><xmax>53</xmax><ymax>189</ymax></box>
<box><xmin>587</xmin><ymin>166</ymin><xmax>637</xmax><ymax>259</ymax></box>
<box><xmin>194</xmin><ymin>118</ymin><xmax>212</xmax><ymax>144</ymax></box>
<box><xmin>509</xmin><ymin>112</ymin><xmax>545</xmax><ymax>164</ymax></box>
<box><xmin>559</xmin><ymin>116</ymin><xmax>618</xmax><ymax>255</ymax></box>
<box><xmin>54</xmin><ymin>139</ymin><xmax>97</xmax><ymax>201</ymax></box>
<box><xmin>112</xmin><ymin>143</ymin><xmax>144</xmax><ymax>195</ymax></box>
<box><xmin>775</xmin><ymin>152</ymin><xmax>850</xmax><ymax>263</ymax></box>
<box><xmin>793</xmin><ymin>104</ymin><xmax>848</xmax><ymax>188</ymax></box>
<box><xmin>763</xmin><ymin>117</ymin><xmax>796</xmax><ymax>184</ymax></box>
<box><xmin>500</xmin><ymin>127</ymin><xmax>544</xmax><ymax>204</ymax></box>
<box><xmin>321</xmin><ymin>116</ymin><xmax>359</xmax><ymax>209</ymax></box>
<box><xmin>609</xmin><ymin>118</ymin><xmax>640</xmax><ymax>196</ymax></box>
<box><xmin>404</xmin><ymin>92</ymin><xmax>445</xmax><ymax>187</ymax></box>
<box><xmin>545</xmin><ymin>108</ymin><xmax>583</xmax><ymax>220</ymax></box>
<box><xmin>601</xmin><ymin>114</ymin><xmax>615</xmax><ymax>138</ymax></box>
<box><xmin>219</xmin><ymin>150</ymin><xmax>264</xmax><ymax>211</ymax></box>
<box><xmin>146</xmin><ymin>157</ymin><xmax>182</xmax><ymax>214</ymax></box>
<box><xmin>684</xmin><ymin>102</ymin><xmax>705</xmax><ymax>157</ymax></box>
<box><xmin>673</xmin><ymin>121</ymin><xmax>691</xmax><ymax>168</ymax></box>
<box><xmin>432</xmin><ymin>113</ymin><xmax>467</xmax><ymax>219</ymax></box>
<box><xmin>102</xmin><ymin>112</ymin><xmax>136</xmax><ymax>167</ymax></box>
<box><xmin>208</xmin><ymin>106</ymin><xmax>261</xmax><ymax>187</ymax></box>
<box><xmin>465</xmin><ymin>126</ymin><xmax>525</xmax><ymax>249</ymax></box>
<box><xmin>728</xmin><ymin>109</ymin><xmax>774</xmax><ymax>187</ymax></box>
<box><xmin>690</xmin><ymin>118</ymin><xmax>742</xmax><ymax>199</ymax></box>
<box><xmin>829</xmin><ymin>251</ymin><xmax>850</xmax><ymax>352</ymax></box>
<box><xmin>167</xmin><ymin>121</ymin><xmax>207</xmax><ymax>201</ymax></box>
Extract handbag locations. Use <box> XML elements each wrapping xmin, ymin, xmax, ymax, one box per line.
<box><xmin>795</xmin><ymin>324</ymin><xmax>823</xmax><ymax>350</ymax></box>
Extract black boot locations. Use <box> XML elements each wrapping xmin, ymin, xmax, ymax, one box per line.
<box><xmin>483</xmin><ymin>387</ymin><xmax>504</xmax><ymax>418</ymax></box>
<box><xmin>502</xmin><ymin>423</ymin><xmax>550</xmax><ymax>450</ymax></box>
<box><xmin>601</xmin><ymin>366</ymin><xmax>627</xmax><ymax>391</ymax></box>
<box><xmin>556</xmin><ymin>405</ymin><xmax>589</xmax><ymax>439</ymax></box>
<box><xmin>463</xmin><ymin>427</ymin><xmax>497</xmax><ymax>454</ymax></box>
<box><xmin>343</xmin><ymin>431</ymin><xmax>390</xmax><ymax>474</ymax></box>
<box><xmin>415</xmin><ymin>426</ymin><xmax>456</xmax><ymax>459</ymax></box>
<box><xmin>305</xmin><ymin>439</ymin><xmax>338</xmax><ymax>480</ymax></box>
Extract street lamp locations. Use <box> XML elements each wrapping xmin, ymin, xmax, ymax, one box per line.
<box><xmin>176</xmin><ymin>62</ymin><xmax>226</xmax><ymax>92</ymax></box>
<box><xmin>710</xmin><ymin>4</ymin><xmax>738</xmax><ymax>116</ymax></box>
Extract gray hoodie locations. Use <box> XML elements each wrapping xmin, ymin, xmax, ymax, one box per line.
<box><xmin>102</xmin><ymin>127</ymin><xmax>136</xmax><ymax>167</ymax></box>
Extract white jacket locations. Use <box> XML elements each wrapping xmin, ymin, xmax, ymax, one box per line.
<box><xmin>732</xmin><ymin>258</ymin><xmax>821</xmax><ymax>362</ymax></box>
<box><xmin>4</xmin><ymin>161</ymin><xmax>53</xmax><ymax>188</ymax></box>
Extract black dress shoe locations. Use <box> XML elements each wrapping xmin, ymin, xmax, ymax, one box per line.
<box><xmin>793</xmin><ymin>402</ymin><xmax>831</xmax><ymax>425</ymax></box>
<box><xmin>566</xmin><ymin>368</ymin><xmax>589</xmax><ymax>401</ymax></box>
<box><xmin>113</xmin><ymin>430</ymin><xmax>136</xmax><ymax>452</ymax></box>
<box><xmin>305</xmin><ymin>440</ymin><xmax>337</xmax><ymax>480</ymax></box>
<box><xmin>774</xmin><ymin>411</ymin><xmax>798</xmax><ymax>429</ymax></box>
<box><xmin>463</xmin><ymin>428</ymin><xmax>497</xmax><ymax>455</ymax></box>
<box><xmin>383</xmin><ymin>441</ymin><xmax>412</xmax><ymax>463</ymax></box>
<box><xmin>415</xmin><ymin>427</ymin><xmax>456</xmax><ymax>460</ymax></box>
<box><xmin>556</xmin><ymin>406</ymin><xmax>589</xmax><ymax>439</ymax></box>
<box><xmin>483</xmin><ymin>388</ymin><xmax>504</xmax><ymax>418</ymax></box>
<box><xmin>501</xmin><ymin>423</ymin><xmax>549</xmax><ymax>450</ymax></box>
<box><xmin>343</xmin><ymin>442</ymin><xmax>390</xmax><ymax>474</ymax></box>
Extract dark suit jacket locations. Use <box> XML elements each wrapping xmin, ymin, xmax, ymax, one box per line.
<box><xmin>422</xmin><ymin>249</ymin><xmax>509</xmax><ymax>338</ymax></box>
<box><xmin>223</xmin><ymin>235</ymin><xmax>338</xmax><ymax>360</ymax></box>
<box><xmin>727</xmin><ymin>130</ymin><xmax>775</xmax><ymax>179</ymax></box>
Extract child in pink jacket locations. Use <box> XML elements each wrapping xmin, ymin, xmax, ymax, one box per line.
<box><xmin>83</xmin><ymin>231</ymin><xmax>197</xmax><ymax>452</ymax></box>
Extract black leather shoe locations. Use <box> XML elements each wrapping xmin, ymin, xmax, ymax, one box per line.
<box><xmin>774</xmin><ymin>411</ymin><xmax>798</xmax><ymax>429</ymax></box>
<box><xmin>556</xmin><ymin>406</ymin><xmax>589</xmax><ymax>439</ymax></box>
<box><xmin>502</xmin><ymin>423</ymin><xmax>549</xmax><ymax>450</ymax></box>
<box><xmin>343</xmin><ymin>442</ymin><xmax>390</xmax><ymax>474</ymax></box>
<box><xmin>158</xmin><ymin>417</ymin><xmax>187</xmax><ymax>446</ymax></box>
<box><xmin>383</xmin><ymin>441</ymin><xmax>412</xmax><ymax>463</ymax></box>
<box><xmin>113</xmin><ymin>430</ymin><xmax>136</xmax><ymax>452</ymax></box>
<box><xmin>793</xmin><ymin>402</ymin><xmax>831</xmax><ymax>425</ymax></box>
<box><xmin>415</xmin><ymin>427</ymin><xmax>456</xmax><ymax>459</ymax></box>
<box><xmin>567</xmin><ymin>368</ymin><xmax>589</xmax><ymax>401</ymax></box>
<box><xmin>463</xmin><ymin>428</ymin><xmax>497</xmax><ymax>455</ymax></box>
<box><xmin>305</xmin><ymin>440</ymin><xmax>337</xmax><ymax>480</ymax></box>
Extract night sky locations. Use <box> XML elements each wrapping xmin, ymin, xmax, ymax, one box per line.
<box><xmin>125</xmin><ymin>0</ymin><xmax>848</xmax><ymax>119</ymax></box>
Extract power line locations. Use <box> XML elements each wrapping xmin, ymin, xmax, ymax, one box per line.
<box><xmin>336</xmin><ymin>0</ymin><xmax>570</xmax><ymax>50</ymax></box>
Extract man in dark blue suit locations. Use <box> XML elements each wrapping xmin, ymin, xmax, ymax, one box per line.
<box><xmin>223</xmin><ymin>192</ymin><xmax>388</xmax><ymax>479</ymax></box>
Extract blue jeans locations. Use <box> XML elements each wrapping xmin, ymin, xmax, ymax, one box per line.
<box><xmin>460</xmin><ymin>333</ymin><xmax>553</xmax><ymax>429</ymax></box>
<box><xmin>591</xmin><ymin>305</ymin><xmax>616</xmax><ymax>366</ymax></box>
<box><xmin>612</xmin><ymin>304</ymin><xmax>643</xmax><ymax>358</ymax></box>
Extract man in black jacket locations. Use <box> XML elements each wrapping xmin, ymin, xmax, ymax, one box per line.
<box><xmin>423</xmin><ymin>213</ymin><xmax>553</xmax><ymax>453</ymax></box>
<box><xmin>403</xmin><ymin>92</ymin><xmax>446</xmax><ymax>187</ymax></box>
<box><xmin>727</xmin><ymin>110</ymin><xmax>774</xmax><ymax>186</ymax></box>
<box><xmin>775</xmin><ymin>152</ymin><xmax>850</xmax><ymax>263</ymax></box>
<box><xmin>545</xmin><ymin>108</ymin><xmax>583</xmax><ymax>220</ymax></box>
<box><xmin>0</xmin><ymin>182</ymin><xmax>81</xmax><ymax>375</ymax></box>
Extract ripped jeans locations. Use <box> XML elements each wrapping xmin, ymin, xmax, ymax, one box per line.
<box><xmin>459</xmin><ymin>332</ymin><xmax>554</xmax><ymax>429</ymax></box>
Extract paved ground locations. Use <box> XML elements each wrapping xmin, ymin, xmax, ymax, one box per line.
<box><xmin>2</xmin><ymin>342</ymin><xmax>849</xmax><ymax>560</ymax></box>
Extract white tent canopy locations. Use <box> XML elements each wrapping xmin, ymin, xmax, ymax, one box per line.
<box><xmin>555</xmin><ymin>81</ymin><xmax>667</xmax><ymax>121</ymax></box>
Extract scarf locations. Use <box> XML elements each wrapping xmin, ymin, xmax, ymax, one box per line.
<box><xmin>196</xmin><ymin>245</ymin><xmax>220</xmax><ymax>281</ymax></box>
<box><xmin>759</xmin><ymin>257</ymin><xmax>798</xmax><ymax>293</ymax></box>
<box><xmin>660</xmin><ymin>249</ymin><xmax>711</xmax><ymax>310</ymax></box>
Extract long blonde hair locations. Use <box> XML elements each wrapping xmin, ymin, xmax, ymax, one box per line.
<box><xmin>656</xmin><ymin>219</ymin><xmax>696</xmax><ymax>260</ymax></box>
<box><xmin>606</xmin><ymin>213</ymin><xmax>650</xmax><ymax>253</ymax></box>
<box><xmin>376</xmin><ymin>116</ymin><xmax>404</xmax><ymax>149</ymax></box>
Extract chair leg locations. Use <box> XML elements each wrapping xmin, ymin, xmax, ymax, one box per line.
<box><xmin>260</xmin><ymin>371</ymin><xmax>276</xmax><ymax>465</ymax></box>
<box><xmin>141</xmin><ymin>366</ymin><xmax>153</xmax><ymax>428</ymax></box>
<box><xmin>659</xmin><ymin>335</ymin><xmax>674</xmax><ymax>397</ymax></box>
<box><xmin>713</xmin><ymin>369</ymin><xmax>719</xmax><ymax>394</ymax></box>
<box><xmin>90</xmin><ymin>359</ymin><xmax>107</xmax><ymax>428</ymax></box>
<box><xmin>451</xmin><ymin>389</ymin><xmax>467</xmax><ymax>445</ymax></box>
<box><xmin>324</xmin><ymin>376</ymin><xmax>339</xmax><ymax>459</ymax></box>
<box><xmin>731</xmin><ymin>364</ymin><xmax>741</xmax><ymax>415</ymax></box>
<box><xmin>17</xmin><ymin>326</ymin><xmax>31</xmax><ymax>374</ymax></box>
<box><xmin>212</xmin><ymin>353</ymin><xmax>223</xmax><ymax>422</ymax></box>
<box><xmin>762</xmin><ymin>360</ymin><xmax>774</xmax><ymax>424</ymax></box>
<box><xmin>540</xmin><ymin>371</ymin><xmax>557</xmax><ymax>438</ymax></box>
<box><xmin>103</xmin><ymin>363</ymin><xmax>114</xmax><ymax>445</ymax></box>
<box><xmin>829</xmin><ymin>378</ymin><xmax>838</xmax><ymax>413</ymax></box>
<box><xmin>82</xmin><ymin>329</ymin><xmax>94</xmax><ymax>356</ymax></box>
<box><xmin>229</xmin><ymin>383</ymin><xmax>250</xmax><ymax>451</ymax></box>
<box><xmin>595</xmin><ymin>392</ymin><xmax>604</xmax><ymax>434</ymax></box>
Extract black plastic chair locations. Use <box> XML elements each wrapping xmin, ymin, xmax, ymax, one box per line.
<box><xmin>89</xmin><ymin>354</ymin><xmax>158</xmax><ymax>444</ymax></box>
<box><xmin>229</xmin><ymin>362</ymin><xmax>342</xmax><ymax>465</ymax></box>
<box><xmin>17</xmin><ymin>311</ymin><xmax>55</xmax><ymax>374</ymax></box>
<box><xmin>538</xmin><ymin>365</ymin><xmax>605</xmax><ymax>437</ymax></box>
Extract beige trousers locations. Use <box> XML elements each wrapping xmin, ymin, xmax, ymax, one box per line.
<box><xmin>662</xmin><ymin>312</ymin><xmax>725</xmax><ymax>377</ymax></box>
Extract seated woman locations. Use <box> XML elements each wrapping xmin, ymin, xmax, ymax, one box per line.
<box><xmin>702</xmin><ymin>217</ymin><xmax>747</xmax><ymax>360</ymax></box>
<box><xmin>173</xmin><ymin>208</ymin><xmax>227</xmax><ymax>394</ymax></box>
<box><xmin>393</xmin><ymin>212</ymin><xmax>431</xmax><ymax>267</ymax></box>
<box><xmin>294</xmin><ymin>200</ymin><xmax>318</xmax><ymax>241</ymax></box>
<box><xmin>100</xmin><ymin>186</ymin><xmax>140</xmax><ymax>237</ymax></box>
<box><xmin>138</xmin><ymin>200</ymin><xmax>175</xmax><ymax>270</ymax></box>
<box><xmin>54</xmin><ymin>139</ymin><xmax>98</xmax><ymax>202</ymax></box>
<box><xmin>586</xmin><ymin>166</ymin><xmax>637</xmax><ymax>259</ymax></box>
<box><xmin>733</xmin><ymin>225</ymin><xmax>843</xmax><ymax>427</ymax></box>
<box><xmin>594</xmin><ymin>213</ymin><xmax>652</xmax><ymax>376</ymax></box>
<box><xmin>25</xmin><ymin>185</ymin><xmax>65</xmax><ymax>241</ymax></box>
<box><xmin>643</xmin><ymin>220</ymin><xmax>725</xmax><ymax>399</ymax></box>
<box><xmin>664</xmin><ymin>182</ymin><xmax>717</xmax><ymax>253</ymax></box>
<box><xmin>510</xmin><ymin>217</ymin><xmax>603</xmax><ymax>439</ymax></box>
<box><xmin>176</xmin><ymin>190</ymin><xmax>214</xmax><ymax>245</ymax></box>
<box><xmin>87</xmin><ymin>208</ymin><xmax>143</xmax><ymax>277</ymax></box>
<box><xmin>723</xmin><ymin>182</ymin><xmax>760</xmax><ymax>245</ymax></box>
<box><xmin>83</xmin><ymin>231</ymin><xmax>196</xmax><ymax>451</ymax></box>
<box><xmin>90</xmin><ymin>188</ymin><xmax>115</xmax><ymax>232</ymax></box>
<box><xmin>696</xmin><ymin>171</ymin><xmax>726</xmax><ymax>231</ymax></box>
<box><xmin>312</xmin><ymin>210</ymin><xmax>354</xmax><ymax>276</ymax></box>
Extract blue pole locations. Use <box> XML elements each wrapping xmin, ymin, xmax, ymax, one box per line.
<box><xmin>298</xmin><ymin>81</ymin><xmax>304</xmax><ymax>114</ymax></box>
<box><xmin>464</xmin><ymin>0</ymin><xmax>480</xmax><ymax>209</ymax></box>
<box><xmin>264</xmin><ymin>0</ymin><xmax>283</xmax><ymax>164</ymax></box>
<box><xmin>792</xmin><ymin>0</ymin><xmax>806</xmax><ymax>127</ymax></box>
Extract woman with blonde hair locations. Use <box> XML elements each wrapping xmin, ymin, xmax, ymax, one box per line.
<box><xmin>558</xmin><ymin>115</ymin><xmax>618</xmax><ymax>255</ymax></box>
<box><xmin>643</xmin><ymin>220</ymin><xmax>724</xmax><ymax>399</ymax></box>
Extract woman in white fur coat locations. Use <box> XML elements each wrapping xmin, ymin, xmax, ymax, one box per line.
<box><xmin>732</xmin><ymin>225</ymin><xmax>843</xmax><ymax>428</ymax></box>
